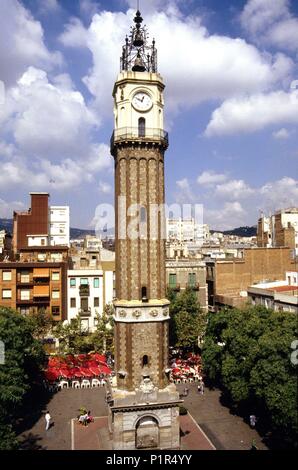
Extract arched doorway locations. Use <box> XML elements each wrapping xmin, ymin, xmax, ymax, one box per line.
<box><xmin>135</xmin><ymin>416</ymin><xmax>159</xmax><ymax>449</ymax></box>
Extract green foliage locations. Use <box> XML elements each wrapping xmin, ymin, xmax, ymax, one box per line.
<box><xmin>0</xmin><ymin>307</ymin><xmax>46</xmax><ymax>449</ymax></box>
<box><xmin>179</xmin><ymin>405</ymin><xmax>188</xmax><ymax>415</ymax></box>
<box><xmin>27</xmin><ymin>308</ymin><xmax>54</xmax><ymax>340</ymax></box>
<box><xmin>52</xmin><ymin>304</ymin><xmax>114</xmax><ymax>355</ymax></box>
<box><xmin>168</xmin><ymin>287</ymin><xmax>207</xmax><ymax>350</ymax></box>
<box><xmin>202</xmin><ymin>305</ymin><xmax>298</xmax><ymax>446</ymax></box>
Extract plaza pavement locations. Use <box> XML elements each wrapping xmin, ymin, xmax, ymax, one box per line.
<box><xmin>17</xmin><ymin>383</ymin><xmax>267</xmax><ymax>451</ymax></box>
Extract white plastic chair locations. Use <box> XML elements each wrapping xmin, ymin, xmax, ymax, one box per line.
<box><xmin>100</xmin><ymin>379</ymin><xmax>106</xmax><ymax>386</ymax></box>
<box><xmin>58</xmin><ymin>380</ymin><xmax>69</xmax><ymax>390</ymax></box>
<box><xmin>81</xmin><ymin>379</ymin><xmax>90</xmax><ymax>388</ymax></box>
<box><xmin>72</xmin><ymin>380</ymin><xmax>80</xmax><ymax>389</ymax></box>
<box><xmin>91</xmin><ymin>379</ymin><xmax>101</xmax><ymax>388</ymax></box>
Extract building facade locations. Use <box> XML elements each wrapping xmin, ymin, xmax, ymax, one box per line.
<box><xmin>67</xmin><ymin>267</ymin><xmax>115</xmax><ymax>332</ymax></box>
<box><xmin>165</xmin><ymin>259</ymin><xmax>208</xmax><ymax>311</ymax></box>
<box><xmin>108</xmin><ymin>10</ymin><xmax>180</xmax><ymax>450</ymax></box>
<box><xmin>13</xmin><ymin>193</ymin><xmax>70</xmax><ymax>253</ymax></box>
<box><xmin>257</xmin><ymin>208</ymin><xmax>298</xmax><ymax>255</ymax></box>
<box><xmin>248</xmin><ymin>272</ymin><xmax>298</xmax><ymax>313</ymax></box>
<box><xmin>207</xmin><ymin>247</ymin><xmax>297</xmax><ymax>311</ymax></box>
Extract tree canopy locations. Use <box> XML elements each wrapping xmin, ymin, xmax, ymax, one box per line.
<box><xmin>0</xmin><ymin>307</ymin><xmax>46</xmax><ymax>449</ymax></box>
<box><xmin>202</xmin><ymin>305</ymin><xmax>298</xmax><ymax>448</ymax></box>
<box><xmin>168</xmin><ymin>287</ymin><xmax>207</xmax><ymax>351</ymax></box>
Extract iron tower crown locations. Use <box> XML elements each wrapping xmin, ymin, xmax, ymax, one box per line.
<box><xmin>120</xmin><ymin>10</ymin><xmax>158</xmax><ymax>73</ymax></box>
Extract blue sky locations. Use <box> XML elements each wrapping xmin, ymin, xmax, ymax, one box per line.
<box><xmin>0</xmin><ymin>0</ymin><xmax>297</xmax><ymax>230</ymax></box>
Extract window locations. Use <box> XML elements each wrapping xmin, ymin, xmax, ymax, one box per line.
<box><xmin>2</xmin><ymin>289</ymin><xmax>12</xmax><ymax>299</ymax></box>
<box><xmin>81</xmin><ymin>298</ymin><xmax>89</xmax><ymax>311</ymax></box>
<box><xmin>20</xmin><ymin>290</ymin><xmax>30</xmax><ymax>301</ymax></box>
<box><xmin>41</xmin><ymin>239</ymin><xmax>45</xmax><ymax>246</ymax></box>
<box><xmin>2</xmin><ymin>271</ymin><xmax>12</xmax><ymax>281</ymax></box>
<box><xmin>188</xmin><ymin>273</ymin><xmax>196</xmax><ymax>287</ymax></box>
<box><xmin>94</xmin><ymin>278</ymin><xmax>99</xmax><ymax>288</ymax></box>
<box><xmin>20</xmin><ymin>271</ymin><xmax>30</xmax><ymax>283</ymax></box>
<box><xmin>37</xmin><ymin>253</ymin><xmax>46</xmax><ymax>261</ymax></box>
<box><xmin>52</xmin><ymin>272</ymin><xmax>60</xmax><ymax>281</ymax></box>
<box><xmin>94</xmin><ymin>297</ymin><xmax>99</xmax><ymax>307</ymax></box>
<box><xmin>141</xmin><ymin>286</ymin><xmax>147</xmax><ymax>300</ymax></box>
<box><xmin>20</xmin><ymin>307</ymin><xmax>30</xmax><ymax>316</ymax></box>
<box><xmin>52</xmin><ymin>306</ymin><xmax>60</xmax><ymax>316</ymax></box>
<box><xmin>142</xmin><ymin>355</ymin><xmax>149</xmax><ymax>367</ymax></box>
<box><xmin>80</xmin><ymin>278</ymin><xmax>88</xmax><ymax>285</ymax></box>
<box><xmin>140</xmin><ymin>206</ymin><xmax>146</xmax><ymax>223</ymax></box>
<box><xmin>138</xmin><ymin>117</ymin><xmax>145</xmax><ymax>137</ymax></box>
<box><xmin>52</xmin><ymin>290</ymin><xmax>60</xmax><ymax>299</ymax></box>
<box><xmin>70</xmin><ymin>298</ymin><xmax>76</xmax><ymax>308</ymax></box>
<box><xmin>70</xmin><ymin>278</ymin><xmax>76</xmax><ymax>288</ymax></box>
<box><xmin>169</xmin><ymin>273</ymin><xmax>177</xmax><ymax>287</ymax></box>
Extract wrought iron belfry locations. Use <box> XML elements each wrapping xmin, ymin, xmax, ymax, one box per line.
<box><xmin>120</xmin><ymin>10</ymin><xmax>157</xmax><ymax>73</ymax></box>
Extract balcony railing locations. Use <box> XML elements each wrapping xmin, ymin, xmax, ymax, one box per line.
<box><xmin>167</xmin><ymin>283</ymin><xmax>181</xmax><ymax>291</ymax></box>
<box><xmin>186</xmin><ymin>282</ymin><xmax>200</xmax><ymax>291</ymax></box>
<box><xmin>111</xmin><ymin>127</ymin><xmax>169</xmax><ymax>152</ymax></box>
<box><xmin>79</xmin><ymin>308</ymin><xmax>91</xmax><ymax>317</ymax></box>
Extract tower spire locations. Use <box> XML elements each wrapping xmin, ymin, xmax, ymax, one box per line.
<box><xmin>120</xmin><ymin>8</ymin><xmax>157</xmax><ymax>73</ymax></box>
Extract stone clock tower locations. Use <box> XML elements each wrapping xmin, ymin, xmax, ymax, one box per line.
<box><xmin>107</xmin><ymin>10</ymin><xmax>181</xmax><ymax>450</ymax></box>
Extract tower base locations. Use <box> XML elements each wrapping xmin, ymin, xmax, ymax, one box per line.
<box><xmin>107</xmin><ymin>383</ymin><xmax>182</xmax><ymax>450</ymax></box>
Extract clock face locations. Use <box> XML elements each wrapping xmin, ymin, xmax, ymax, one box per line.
<box><xmin>132</xmin><ymin>92</ymin><xmax>152</xmax><ymax>111</ymax></box>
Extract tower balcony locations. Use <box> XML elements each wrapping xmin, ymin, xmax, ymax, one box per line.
<box><xmin>110</xmin><ymin>127</ymin><xmax>169</xmax><ymax>155</ymax></box>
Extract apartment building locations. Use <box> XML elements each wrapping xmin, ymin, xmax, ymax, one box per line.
<box><xmin>257</xmin><ymin>208</ymin><xmax>298</xmax><ymax>255</ymax></box>
<box><xmin>165</xmin><ymin>258</ymin><xmax>208</xmax><ymax>311</ymax></box>
<box><xmin>248</xmin><ymin>272</ymin><xmax>298</xmax><ymax>313</ymax></box>
<box><xmin>12</xmin><ymin>193</ymin><xmax>70</xmax><ymax>254</ymax></box>
<box><xmin>206</xmin><ymin>247</ymin><xmax>296</xmax><ymax>311</ymax></box>
<box><xmin>166</xmin><ymin>218</ymin><xmax>209</xmax><ymax>243</ymax></box>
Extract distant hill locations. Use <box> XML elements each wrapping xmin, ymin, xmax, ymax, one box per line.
<box><xmin>0</xmin><ymin>218</ymin><xmax>95</xmax><ymax>239</ymax></box>
<box><xmin>1</xmin><ymin>218</ymin><xmax>256</xmax><ymax>239</ymax></box>
<box><xmin>211</xmin><ymin>226</ymin><xmax>257</xmax><ymax>237</ymax></box>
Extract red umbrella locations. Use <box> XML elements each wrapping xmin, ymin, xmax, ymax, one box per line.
<box><xmin>44</xmin><ymin>370</ymin><xmax>59</xmax><ymax>381</ymax></box>
<box><xmin>58</xmin><ymin>368</ymin><xmax>72</xmax><ymax>379</ymax></box>
<box><xmin>69</xmin><ymin>368</ymin><xmax>83</xmax><ymax>378</ymax></box>
<box><xmin>172</xmin><ymin>368</ymin><xmax>181</xmax><ymax>374</ymax></box>
<box><xmin>92</xmin><ymin>353</ymin><xmax>106</xmax><ymax>363</ymax></box>
<box><xmin>79</xmin><ymin>367</ymin><xmax>92</xmax><ymax>377</ymax></box>
<box><xmin>100</xmin><ymin>365</ymin><xmax>111</xmax><ymax>375</ymax></box>
<box><xmin>89</xmin><ymin>366</ymin><xmax>102</xmax><ymax>376</ymax></box>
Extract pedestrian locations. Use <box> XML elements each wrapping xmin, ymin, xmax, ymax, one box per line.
<box><xmin>200</xmin><ymin>380</ymin><xmax>204</xmax><ymax>395</ymax></box>
<box><xmin>250</xmin><ymin>439</ymin><xmax>258</xmax><ymax>450</ymax></box>
<box><xmin>197</xmin><ymin>383</ymin><xmax>201</xmax><ymax>394</ymax></box>
<box><xmin>249</xmin><ymin>414</ymin><xmax>257</xmax><ymax>428</ymax></box>
<box><xmin>183</xmin><ymin>387</ymin><xmax>189</xmax><ymax>397</ymax></box>
<box><xmin>45</xmin><ymin>411</ymin><xmax>51</xmax><ymax>431</ymax></box>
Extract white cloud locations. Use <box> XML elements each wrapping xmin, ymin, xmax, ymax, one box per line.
<box><xmin>39</xmin><ymin>0</ymin><xmax>61</xmax><ymax>14</ymax></box>
<box><xmin>0</xmin><ymin>66</ymin><xmax>99</xmax><ymax>159</ymax></box>
<box><xmin>260</xmin><ymin>176</ymin><xmax>298</xmax><ymax>210</ymax></box>
<box><xmin>215</xmin><ymin>179</ymin><xmax>254</xmax><ymax>199</ymax></box>
<box><xmin>197</xmin><ymin>171</ymin><xmax>227</xmax><ymax>186</ymax></box>
<box><xmin>205</xmin><ymin>201</ymin><xmax>247</xmax><ymax>230</ymax></box>
<box><xmin>59</xmin><ymin>7</ymin><xmax>293</xmax><ymax>117</ymax></box>
<box><xmin>98</xmin><ymin>180</ymin><xmax>113</xmax><ymax>194</ymax></box>
<box><xmin>0</xmin><ymin>0</ymin><xmax>62</xmax><ymax>87</ymax></box>
<box><xmin>272</xmin><ymin>127</ymin><xmax>290</xmax><ymax>139</ymax></box>
<box><xmin>205</xmin><ymin>89</ymin><xmax>298</xmax><ymax>136</ymax></box>
<box><xmin>175</xmin><ymin>178</ymin><xmax>195</xmax><ymax>203</ymax></box>
<box><xmin>240</xmin><ymin>0</ymin><xmax>298</xmax><ymax>51</ymax></box>
<box><xmin>0</xmin><ymin>198</ymin><xmax>25</xmax><ymax>218</ymax></box>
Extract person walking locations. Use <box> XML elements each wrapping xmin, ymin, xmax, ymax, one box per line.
<box><xmin>45</xmin><ymin>411</ymin><xmax>51</xmax><ymax>431</ymax></box>
<box><xmin>200</xmin><ymin>380</ymin><xmax>204</xmax><ymax>395</ymax></box>
<box><xmin>249</xmin><ymin>414</ymin><xmax>257</xmax><ymax>428</ymax></box>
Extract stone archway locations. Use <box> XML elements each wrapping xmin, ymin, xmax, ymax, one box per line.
<box><xmin>135</xmin><ymin>416</ymin><xmax>159</xmax><ymax>449</ymax></box>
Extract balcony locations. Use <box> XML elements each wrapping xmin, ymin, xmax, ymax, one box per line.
<box><xmin>110</xmin><ymin>127</ymin><xmax>169</xmax><ymax>154</ymax></box>
<box><xmin>79</xmin><ymin>308</ymin><xmax>91</xmax><ymax>317</ymax></box>
<box><xmin>79</xmin><ymin>284</ymin><xmax>90</xmax><ymax>296</ymax></box>
<box><xmin>167</xmin><ymin>284</ymin><xmax>181</xmax><ymax>291</ymax></box>
<box><xmin>186</xmin><ymin>283</ymin><xmax>200</xmax><ymax>291</ymax></box>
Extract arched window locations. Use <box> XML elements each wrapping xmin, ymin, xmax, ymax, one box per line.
<box><xmin>142</xmin><ymin>355</ymin><xmax>148</xmax><ymax>367</ymax></box>
<box><xmin>141</xmin><ymin>286</ymin><xmax>148</xmax><ymax>301</ymax></box>
<box><xmin>138</xmin><ymin>117</ymin><xmax>145</xmax><ymax>137</ymax></box>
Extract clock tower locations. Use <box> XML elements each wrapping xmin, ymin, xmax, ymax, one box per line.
<box><xmin>108</xmin><ymin>10</ymin><xmax>181</xmax><ymax>450</ymax></box>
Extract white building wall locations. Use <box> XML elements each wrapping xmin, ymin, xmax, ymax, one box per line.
<box><xmin>49</xmin><ymin>206</ymin><xmax>70</xmax><ymax>247</ymax></box>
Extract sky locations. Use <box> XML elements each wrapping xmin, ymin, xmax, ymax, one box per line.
<box><xmin>0</xmin><ymin>0</ymin><xmax>297</xmax><ymax>231</ymax></box>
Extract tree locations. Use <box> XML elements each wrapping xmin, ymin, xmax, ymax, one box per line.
<box><xmin>27</xmin><ymin>308</ymin><xmax>54</xmax><ymax>341</ymax></box>
<box><xmin>0</xmin><ymin>307</ymin><xmax>46</xmax><ymax>450</ymax></box>
<box><xmin>202</xmin><ymin>305</ymin><xmax>298</xmax><ymax>448</ymax></box>
<box><xmin>91</xmin><ymin>304</ymin><xmax>114</xmax><ymax>353</ymax></box>
<box><xmin>168</xmin><ymin>287</ymin><xmax>207</xmax><ymax>350</ymax></box>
